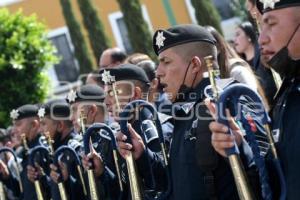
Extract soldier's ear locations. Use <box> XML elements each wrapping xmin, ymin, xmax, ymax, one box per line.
<box><xmin>191</xmin><ymin>56</ymin><xmax>202</xmax><ymax>74</ymax></box>
<box><xmin>151</xmin><ymin>78</ymin><xmax>159</xmax><ymax>90</ymax></box>
<box><xmin>90</xmin><ymin>104</ymin><xmax>98</xmax><ymax>115</ymax></box>
<box><xmin>56</xmin><ymin>121</ymin><xmax>64</xmax><ymax>132</ymax></box>
<box><xmin>31</xmin><ymin>118</ymin><xmax>39</xmax><ymax>130</ymax></box>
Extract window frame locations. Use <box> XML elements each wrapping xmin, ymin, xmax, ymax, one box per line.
<box><xmin>0</xmin><ymin>0</ymin><xmax>22</xmax><ymax>7</ymax></box>
<box><xmin>108</xmin><ymin>4</ymin><xmax>153</xmax><ymax>51</ymax></box>
<box><xmin>47</xmin><ymin>26</ymin><xmax>79</xmax><ymax>86</ymax></box>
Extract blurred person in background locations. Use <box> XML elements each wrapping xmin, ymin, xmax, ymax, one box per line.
<box><xmin>98</xmin><ymin>47</ymin><xmax>127</xmax><ymax>69</ymax></box>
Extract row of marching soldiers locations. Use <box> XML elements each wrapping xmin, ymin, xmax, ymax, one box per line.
<box><xmin>2</xmin><ymin>62</ymin><xmax>174</xmax><ymax>200</ymax></box>
<box><xmin>1</xmin><ymin>0</ymin><xmax>300</xmax><ymax>200</ymax></box>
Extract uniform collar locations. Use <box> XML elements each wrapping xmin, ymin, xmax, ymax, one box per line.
<box><xmin>28</xmin><ymin>133</ymin><xmax>42</xmax><ymax>148</ymax></box>
<box><xmin>273</xmin><ymin>76</ymin><xmax>300</xmax><ymax>102</ymax></box>
<box><xmin>54</xmin><ymin>130</ymin><xmax>76</xmax><ymax>150</ymax></box>
<box><xmin>177</xmin><ymin>78</ymin><xmax>210</xmax><ymax>114</ymax></box>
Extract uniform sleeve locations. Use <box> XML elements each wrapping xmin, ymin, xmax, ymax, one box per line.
<box><xmin>2</xmin><ymin>170</ymin><xmax>21</xmax><ymax>198</ymax></box>
<box><xmin>136</xmin><ymin>148</ymin><xmax>168</xmax><ymax>190</ymax></box>
<box><xmin>98</xmin><ymin>166</ymin><xmax>121</xmax><ymax>199</ymax></box>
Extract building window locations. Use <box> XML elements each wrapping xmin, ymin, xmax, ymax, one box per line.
<box><xmin>48</xmin><ymin>27</ymin><xmax>79</xmax><ymax>86</ymax></box>
<box><xmin>0</xmin><ymin>0</ymin><xmax>22</xmax><ymax>7</ymax></box>
<box><xmin>108</xmin><ymin>5</ymin><xmax>153</xmax><ymax>54</ymax></box>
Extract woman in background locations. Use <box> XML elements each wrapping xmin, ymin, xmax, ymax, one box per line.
<box><xmin>205</xmin><ymin>25</ymin><xmax>269</xmax><ymax>109</ymax></box>
<box><xmin>234</xmin><ymin>22</ymin><xmax>257</xmax><ymax>68</ymax></box>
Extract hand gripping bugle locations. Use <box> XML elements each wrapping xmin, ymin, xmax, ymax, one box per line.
<box><xmin>216</xmin><ymin>83</ymin><xmax>286</xmax><ymax>200</ymax></box>
<box><xmin>83</xmin><ymin>123</ymin><xmax>123</xmax><ymax>199</ymax></box>
<box><xmin>83</xmin><ymin>124</ymin><xmax>102</xmax><ymax>200</ymax></box>
<box><xmin>28</xmin><ymin>146</ymin><xmax>51</xmax><ymax>200</ymax></box>
<box><xmin>119</xmin><ymin>100</ymin><xmax>171</xmax><ymax>200</ymax></box>
<box><xmin>53</xmin><ymin>145</ymin><xmax>88</xmax><ymax>199</ymax></box>
<box><xmin>205</xmin><ymin>56</ymin><xmax>254</xmax><ymax>199</ymax></box>
<box><xmin>0</xmin><ymin>147</ymin><xmax>23</xmax><ymax>199</ymax></box>
<box><xmin>204</xmin><ymin>56</ymin><xmax>286</xmax><ymax>200</ymax></box>
<box><xmin>51</xmin><ymin>146</ymin><xmax>67</xmax><ymax>200</ymax></box>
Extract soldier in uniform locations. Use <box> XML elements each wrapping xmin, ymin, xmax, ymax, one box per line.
<box><xmin>67</xmin><ymin>84</ymin><xmax>120</xmax><ymax>200</ymax></box>
<box><xmin>95</xmin><ymin>64</ymin><xmax>173</xmax><ymax>199</ymax></box>
<box><xmin>117</xmin><ymin>25</ymin><xmax>252</xmax><ymax>200</ymax></box>
<box><xmin>26</xmin><ymin>99</ymin><xmax>85</xmax><ymax>200</ymax></box>
<box><xmin>4</xmin><ymin>104</ymin><xmax>50</xmax><ymax>199</ymax></box>
<box><xmin>68</xmin><ymin>84</ymin><xmax>106</xmax><ymax>133</ymax></box>
<box><xmin>209</xmin><ymin>0</ymin><xmax>300</xmax><ymax>199</ymax></box>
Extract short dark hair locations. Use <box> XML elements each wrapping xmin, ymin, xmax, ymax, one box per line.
<box><xmin>125</xmin><ymin>53</ymin><xmax>151</xmax><ymax>65</ymax></box>
<box><xmin>86</xmin><ymin>69</ymin><xmax>103</xmax><ymax>86</ymax></box>
<box><xmin>172</xmin><ymin>41</ymin><xmax>218</xmax><ymax>63</ymax></box>
<box><xmin>137</xmin><ymin>60</ymin><xmax>157</xmax><ymax>81</ymax></box>
<box><xmin>63</xmin><ymin>120</ymin><xmax>73</xmax><ymax>128</ymax></box>
<box><xmin>111</xmin><ymin>50</ymin><xmax>127</xmax><ymax>64</ymax></box>
<box><xmin>131</xmin><ymin>80</ymin><xmax>150</xmax><ymax>94</ymax></box>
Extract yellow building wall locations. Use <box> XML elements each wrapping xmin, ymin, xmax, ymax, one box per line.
<box><xmin>5</xmin><ymin>0</ymin><xmax>193</xmax><ymax>49</ymax></box>
<box><xmin>169</xmin><ymin>0</ymin><xmax>192</xmax><ymax>25</ymax></box>
<box><xmin>7</xmin><ymin>0</ymin><xmax>66</xmax><ymax>28</ymax></box>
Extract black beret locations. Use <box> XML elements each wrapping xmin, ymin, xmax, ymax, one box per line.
<box><xmin>153</xmin><ymin>24</ymin><xmax>216</xmax><ymax>55</ymax></box>
<box><xmin>38</xmin><ymin>99</ymin><xmax>70</xmax><ymax>119</ymax></box>
<box><xmin>10</xmin><ymin>104</ymin><xmax>39</xmax><ymax>121</ymax></box>
<box><xmin>67</xmin><ymin>84</ymin><xmax>105</xmax><ymax>104</ymax></box>
<box><xmin>99</xmin><ymin>64</ymin><xmax>150</xmax><ymax>85</ymax></box>
<box><xmin>257</xmin><ymin>0</ymin><xmax>300</xmax><ymax>13</ymax></box>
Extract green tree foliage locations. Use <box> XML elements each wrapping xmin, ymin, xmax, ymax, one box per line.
<box><xmin>191</xmin><ymin>0</ymin><xmax>223</xmax><ymax>34</ymax></box>
<box><xmin>116</xmin><ymin>0</ymin><xmax>156</xmax><ymax>59</ymax></box>
<box><xmin>59</xmin><ymin>0</ymin><xmax>93</xmax><ymax>74</ymax></box>
<box><xmin>77</xmin><ymin>0</ymin><xmax>111</xmax><ymax>63</ymax></box>
<box><xmin>231</xmin><ymin>0</ymin><xmax>248</xmax><ymax>21</ymax></box>
<box><xmin>0</xmin><ymin>9</ymin><xmax>58</xmax><ymax>126</ymax></box>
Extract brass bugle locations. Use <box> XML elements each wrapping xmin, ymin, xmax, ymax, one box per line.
<box><xmin>125</xmin><ymin>153</ymin><xmax>141</xmax><ymax>200</ymax></box>
<box><xmin>204</xmin><ymin>56</ymin><xmax>220</xmax><ymax>99</ymax></box>
<box><xmin>0</xmin><ymin>147</ymin><xmax>23</xmax><ymax>193</ymax></box>
<box><xmin>112</xmin><ymin>82</ymin><xmax>121</xmax><ymax>112</ymax></box>
<box><xmin>79</xmin><ymin>109</ymin><xmax>87</xmax><ymax>135</ymax></box>
<box><xmin>34</xmin><ymin>181</ymin><xmax>44</xmax><ymax>200</ymax></box>
<box><xmin>53</xmin><ymin>147</ymin><xmax>68</xmax><ymax>200</ymax></box>
<box><xmin>119</xmin><ymin>102</ymin><xmax>153</xmax><ymax>200</ymax></box>
<box><xmin>57</xmin><ymin>182</ymin><xmax>68</xmax><ymax>200</ymax></box>
<box><xmin>120</xmin><ymin>100</ymin><xmax>172</xmax><ymax>199</ymax></box>
<box><xmin>88</xmin><ymin>123</ymin><xmax>124</xmax><ymax>194</ymax></box>
<box><xmin>138</xmin><ymin>100</ymin><xmax>171</xmax><ymax>199</ymax></box>
<box><xmin>22</xmin><ymin>134</ymin><xmax>43</xmax><ymax>200</ymax></box>
<box><xmin>83</xmin><ymin>125</ymin><xmax>101</xmax><ymax>200</ymax></box>
<box><xmin>53</xmin><ymin>145</ymin><xmax>88</xmax><ymax>198</ymax></box>
<box><xmin>204</xmin><ymin>56</ymin><xmax>255</xmax><ymax>200</ymax></box>
<box><xmin>21</xmin><ymin>133</ymin><xmax>29</xmax><ymax>153</ymax></box>
<box><xmin>22</xmin><ymin>134</ymin><xmax>44</xmax><ymax>200</ymax></box>
<box><xmin>45</xmin><ymin>132</ymin><xmax>68</xmax><ymax>200</ymax></box>
<box><xmin>106</xmin><ymin>72</ymin><xmax>140</xmax><ymax>199</ymax></box>
<box><xmin>0</xmin><ymin>181</ymin><xmax>6</xmax><ymax>200</ymax></box>
<box><xmin>28</xmin><ymin>146</ymin><xmax>51</xmax><ymax>200</ymax></box>
<box><xmin>45</xmin><ymin>132</ymin><xmax>54</xmax><ymax>155</ymax></box>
